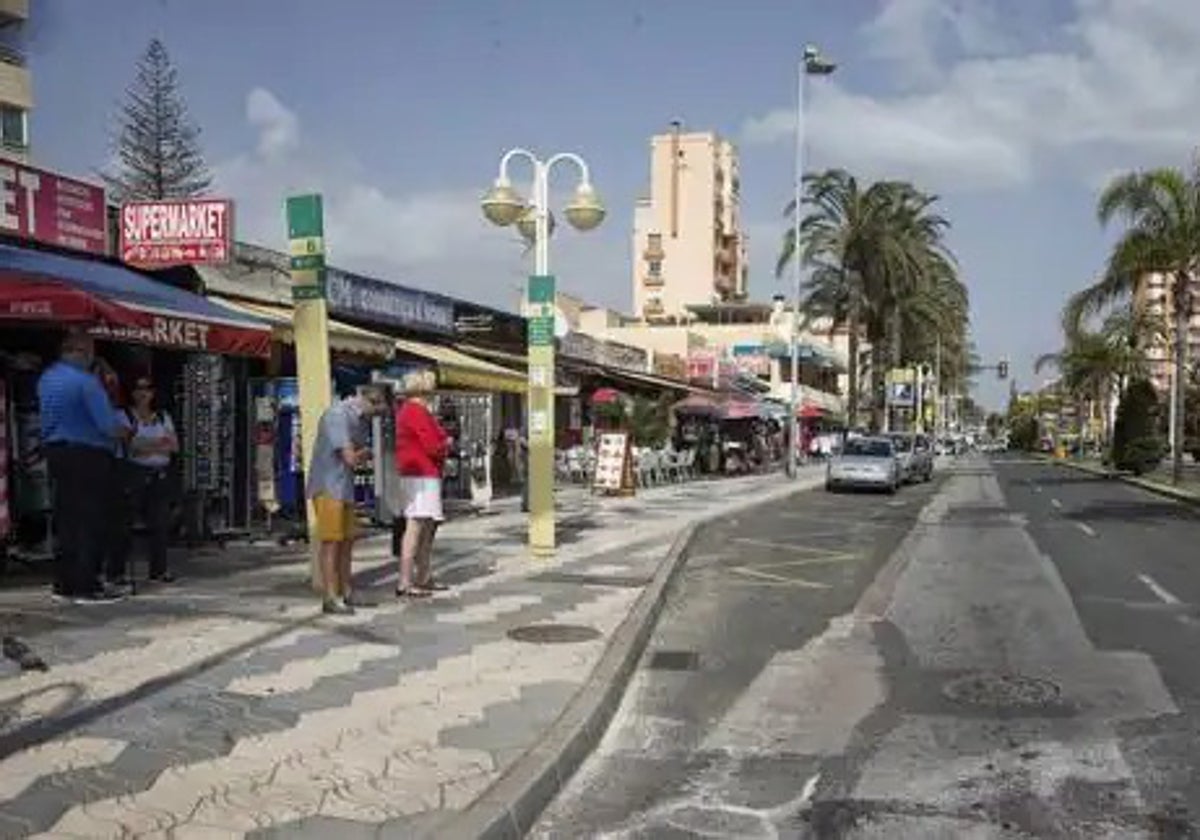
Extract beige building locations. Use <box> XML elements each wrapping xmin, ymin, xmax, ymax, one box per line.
<box><xmin>1134</xmin><ymin>272</ymin><xmax>1200</xmax><ymax>395</ymax></box>
<box><xmin>632</xmin><ymin>124</ymin><xmax>747</xmax><ymax>321</ymax></box>
<box><xmin>0</xmin><ymin>0</ymin><xmax>30</xmax><ymax>161</ymax></box>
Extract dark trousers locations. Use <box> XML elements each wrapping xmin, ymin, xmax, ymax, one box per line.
<box><xmin>104</xmin><ymin>460</ymin><xmax>134</xmax><ymax>580</ymax></box>
<box><xmin>128</xmin><ymin>466</ymin><xmax>171</xmax><ymax>577</ymax></box>
<box><xmin>45</xmin><ymin>443</ymin><xmax>111</xmax><ymax>596</ymax></box>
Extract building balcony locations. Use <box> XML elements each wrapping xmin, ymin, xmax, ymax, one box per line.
<box><xmin>643</xmin><ymin>273</ymin><xmax>664</xmax><ymax>288</ymax></box>
<box><xmin>0</xmin><ymin>0</ymin><xmax>27</xmax><ymax>26</ymax></box>
<box><xmin>0</xmin><ymin>56</ymin><xmax>31</xmax><ymax>109</ymax></box>
<box><xmin>643</xmin><ymin>245</ymin><xmax>664</xmax><ymax>261</ymax></box>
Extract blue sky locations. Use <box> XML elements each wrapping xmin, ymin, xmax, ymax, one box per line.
<box><xmin>29</xmin><ymin>0</ymin><xmax>1200</xmax><ymax>409</ymax></box>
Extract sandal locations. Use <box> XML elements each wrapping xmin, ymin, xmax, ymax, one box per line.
<box><xmin>395</xmin><ymin>587</ymin><xmax>432</xmax><ymax>599</ymax></box>
<box><xmin>415</xmin><ymin>579</ymin><xmax>449</xmax><ymax>591</ymax></box>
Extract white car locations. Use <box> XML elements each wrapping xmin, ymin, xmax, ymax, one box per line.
<box><xmin>826</xmin><ymin>437</ymin><xmax>901</xmax><ymax>494</ymax></box>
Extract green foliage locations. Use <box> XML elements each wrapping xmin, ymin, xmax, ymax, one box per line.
<box><xmin>628</xmin><ymin>396</ymin><xmax>670</xmax><ymax>447</ymax></box>
<box><xmin>104</xmin><ymin>38</ymin><xmax>212</xmax><ymax>202</ymax></box>
<box><xmin>593</xmin><ymin>400</ymin><xmax>626</xmax><ymax>429</ymax></box>
<box><xmin>1009</xmin><ymin>415</ymin><xmax>1039</xmax><ymax>451</ymax></box>
<box><xmin>1111</xmin><ymin>378</ymin><xmax>1163</xmax><ymax>474</ymax></box>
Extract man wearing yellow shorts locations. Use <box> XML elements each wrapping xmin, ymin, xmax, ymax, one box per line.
<box><xmin>306</xmin><ymin>385</ymin><xmax>388</xmax><ymax>614</ymax></box>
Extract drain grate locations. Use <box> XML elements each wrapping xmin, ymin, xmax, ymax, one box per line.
<box><xmin>942</xmin><ymin>672</ymin><xmax>1062</xmax><ymax>708</ymax></box>
<box><xmin>647</xmin><ymin>650</ymin><xmax>700</xmax><ymax>671</ymax></box>
<box><xmin>507</xmin><ymin>623</ymin><xmax>601</xmax><ymax>644</ymax></box>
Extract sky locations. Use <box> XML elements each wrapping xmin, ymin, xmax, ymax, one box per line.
<box><xmin>27</xmin><ymin>0</ymin><xmax>1200</xmax><ymax>410</ymax></box>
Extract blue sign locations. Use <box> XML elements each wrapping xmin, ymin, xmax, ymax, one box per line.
<box><xmin>325</xmin><ymin>268</ymin><xmax>456</xmax><ymax>335</ymax></box>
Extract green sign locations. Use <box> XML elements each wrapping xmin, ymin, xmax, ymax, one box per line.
<box><xmin>292</xmin><ymin>282</ymin><xmax>326</xmax><ymax>301</ymax></box>
<box><xmin>290</xmin><ymin>252</ymin><xmax>326</xmax><ymax>271</ymax></box>
<box><xmin>527</xmin><ymin>274</ymin><xmax>555</xmax><ymax>348</ymax></box>
<box><xmin>286</xmin><ymin>194</ymin><xmax>324</xmax><ymax>239</ymax></box>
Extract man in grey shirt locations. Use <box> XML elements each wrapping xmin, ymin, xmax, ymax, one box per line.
<box><xmin>306</xmin><ymin>385</ymin><xmax>388</xmax><ymax>614</ymax></box>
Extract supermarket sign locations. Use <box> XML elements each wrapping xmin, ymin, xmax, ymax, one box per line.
<box><xmin>120</xmin><ymin>198</ymin><xmax>233</xmax><ymax>267</ymax></box>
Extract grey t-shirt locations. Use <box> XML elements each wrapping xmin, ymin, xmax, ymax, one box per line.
<box><xmin>305</xmin><ymin>399</ymin><xmax>366</xmax><ymax>502</ymax></box>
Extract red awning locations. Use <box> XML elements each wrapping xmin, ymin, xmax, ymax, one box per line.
<box><xmin>591</xmin><ymin>387</ymin><xmax>622</xmax><ymax>404</ymax></box>
<box><xmin>798</xmin><ymin>404</ymin><xmax>826</xmax><ymax>419</ymax></box>
<box><xmin>0</xmin><ymin>273</ymin><xmax>271</xmax><ymax>358</ymax></box>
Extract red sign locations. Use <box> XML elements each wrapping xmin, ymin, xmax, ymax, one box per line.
<box><xmin>120</xmin><ymin>199</ymin><xmax>233</xmax><ymax>267</ymax></box>
<box><xmin>0</xmin><ymin>162</ymin><xmax>107</xmax><ymax>255</ymax></box>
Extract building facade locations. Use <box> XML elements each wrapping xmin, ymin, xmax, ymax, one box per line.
<box><xmin>631</xmin><ymin>124</ymin><xmax>747</xmax><ymax>321</ymax></box>
<box><xmin>0</xmin><ymin>0</ymin><xmax>30</xmax><ymax>161</ymax></box>
<box><xmin>1134</xmin><ymin>272</ymin><xmax>1200</xmax><ymax>395</ymax></box>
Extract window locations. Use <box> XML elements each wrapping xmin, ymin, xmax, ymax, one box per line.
<box><xmin>647</xmin><ymin>233</ymin><xmax>662</xmax><ymax>251</ymax></box>
<box><xmin>0</xmin><ymin>105</ymin><xmax>26</xmax><ymax>149</ymax></box>
<box><xmin>648</xmin><ymin>259</ymin><xmax>662</xmax><ymax>277</ymax></box>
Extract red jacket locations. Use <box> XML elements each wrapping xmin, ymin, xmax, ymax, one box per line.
<box><xmin>395</xmin><ymin>399</ymin><xmax>449</xmax><ymax>478</ymax></box>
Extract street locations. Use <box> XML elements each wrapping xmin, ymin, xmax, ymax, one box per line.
<box><xmin>534</xmin><ymin>456</ymin><xmax>1200</xmax><ymax>838</ymax></box>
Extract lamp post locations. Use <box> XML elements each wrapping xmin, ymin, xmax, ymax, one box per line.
<box><xmin>481</xmin><ymin>149</ymin><xmax>605</xmax><ymax>557</ymax></box>
<box><xmin>788</xmin><ymin>44</ymin><xmax>836</xmax><ymax>478</ymax></box>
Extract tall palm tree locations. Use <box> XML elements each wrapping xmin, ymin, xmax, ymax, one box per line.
<box><xmin>777</xmin><ymin>169</ymin><xmax>964</xmax><ymax>431</ymax></box>
<box><xmin>1063</xmin><ymin>161</ymin><xmax>1200</xmax><ymax>483</ymax></box>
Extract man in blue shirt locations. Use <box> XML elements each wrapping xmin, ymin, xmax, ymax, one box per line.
<box><xmin>37</xmin><ymin>329</ymin><xmax>126</xmax><ymax>603</ymax></box>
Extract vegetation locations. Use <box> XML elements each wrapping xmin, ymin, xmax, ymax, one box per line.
<box><xmin>776</xmin><ymin>169</ymin><xmax>970</xmax><ymax>431</ymax></box>
<box><xmin>104</xmin><ymin>38</ymin><xmax>212</xmax><ymax>202</ymax></box>
<box><xmin>1059</xmin><ymin>160</ymin><xmax>1200</xmax><ymax>484</ymax></box>
<box><xmin>1111</xmin><ymin>378</ymin><xmax>1164</xmax><ymax>475</ymax></box>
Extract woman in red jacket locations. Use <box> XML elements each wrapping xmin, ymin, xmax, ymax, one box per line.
<box><xmin>394</xmin><ymin>375</ymin><xmax>450</xmax><ymax>598</ymax></box>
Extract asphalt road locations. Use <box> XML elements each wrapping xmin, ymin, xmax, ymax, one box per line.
<box><xmin>532</xmin><ymin>456</ymin><xmax>1200</xmax><ymax>838</ymax></box>
<box><xmin>532</xmin><ymin>471</ymin><xmax>944</xmax><ymax>838</ymax></box>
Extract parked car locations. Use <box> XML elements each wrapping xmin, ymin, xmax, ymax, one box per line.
<box><xmin>826</xmin><ymin>436</ymin><xmax>901</xmax><ymax>494</ymax></box>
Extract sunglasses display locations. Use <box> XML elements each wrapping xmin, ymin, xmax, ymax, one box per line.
<box><xmin>178</xmin><ymin>354</ymin><xmax>235</xmax><ymax>536</ymax></box>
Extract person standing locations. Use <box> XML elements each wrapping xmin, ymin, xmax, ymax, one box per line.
<box><xmin>306</xmin><ymin>385</ymin><xmax>388</xmax><ymax>615</ymax></box>
<box><xmin>121</xmin><ymin>376</ymin><xmax>179</xmax><ymax>583</ymax></box>
<box><xmin>37</xmin><ymin>331</ymin><xmax>126</xmax><ymax>603</ymax></box>
<box><xmin>394</xmin><ymin>376</ymin><xmax>449</xmax><ymax>599</ymax></box>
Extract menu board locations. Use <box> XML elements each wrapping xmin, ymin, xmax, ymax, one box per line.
<box><xmin>593</xmin><ymin>433</ymin><xmax>634</xmax><ymax>496</ymax></box>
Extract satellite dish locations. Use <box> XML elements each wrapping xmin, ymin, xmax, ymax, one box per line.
<box><xmin>554</xmin><ymin>308</ymin><xmax>570</xmax><ymax>339</ymax></box>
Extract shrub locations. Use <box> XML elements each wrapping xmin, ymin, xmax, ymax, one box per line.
<box><xmin>1111</xmin><ymin>378</ymin><xmax>1163</xmax><ymax>473</ymax></box>
<box><xmin>1009</xmin><ymin>415</ymin><xmax>1039</xmax><ymax>451</ymax></box>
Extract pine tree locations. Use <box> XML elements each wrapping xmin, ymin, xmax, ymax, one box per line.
<box><xmin>104</xmin><ymin>38</ymin><xmax>212</xmax><ymax>202</ymax></box>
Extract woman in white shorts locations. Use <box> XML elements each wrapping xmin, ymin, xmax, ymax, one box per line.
<box><xmin>392</xmin><ymin>375</ymin><xmax>449</xmax><ymax>598</ymax></box>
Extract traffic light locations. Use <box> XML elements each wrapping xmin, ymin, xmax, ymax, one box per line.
<box><xmin>997</xmin><ymin>360</ymin><xmax>1009</xmax><ymax>380</ymax></box>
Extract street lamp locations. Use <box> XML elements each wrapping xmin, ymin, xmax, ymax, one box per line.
<box><xmin>788</xmin><ymin>44</ymin><xmax>837</xmax><ymax>478</ymax></box>
<box><xmin>481</xmin><ymin>149</ymin><xmax>605</xmax><ymax>557</ymax></box>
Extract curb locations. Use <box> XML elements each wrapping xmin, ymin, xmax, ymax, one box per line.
<box><xmin>433</xmin><ymin>476</ymin><xmax>823</xmax><ymax>840</ymax></box>
<box><xmin>1047</xmin><ymin>456</ymin><xmax>1200</xmax><ymax>505</ymax></box>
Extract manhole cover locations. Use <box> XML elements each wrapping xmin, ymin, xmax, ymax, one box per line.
<box><xmin>942</xmin><ymin>673</ymin><xmax>1061</xmax><ymax>708</ymax></box>
<box><xmin>647</xmin><ymin>650</ymin><xmax>700</xmax><ymax>671</ymax></box>
<box><xmin>507</xmin><ymin>624</ymin><xmax>601</xmax><ymax>644</ymax></box>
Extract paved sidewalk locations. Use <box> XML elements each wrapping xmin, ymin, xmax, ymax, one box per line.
<box><xmin>0</xmin><ymin>468</ymin><xmax>822</xmax><ymax>839</ymax></box>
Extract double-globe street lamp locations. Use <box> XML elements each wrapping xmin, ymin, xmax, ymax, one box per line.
<box><xmin>481</xmin><ymin>149</ymin><xmax>605</xmax><ymax>557</ymax></box>
<box><xmin>788</xmin><ymin>45</ymin><xmax>836</xmax><ymax>478</ymax></box>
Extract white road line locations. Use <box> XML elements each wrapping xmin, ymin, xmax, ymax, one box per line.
<box><xmin>1138</xmin><ymin>573</ymin><xmax>1182</xmax><ymax>605</ymax></box>
<box><xmin>1050</xmin><ymin>498</ymin><xmax>1063</xmax><ymax>509</ymax></box>
<box><xmin>1033</xmin><ymin>485</ymin><xmax>1043</xmax><ymax>494</ymax></box>
<box><xmin>1075</xmin><ymin>522</ymin><xmax>1097</xmax><ymax>537</ymax></box>
<box><xmin>799</xmin><ymin>773</ymin><xmax>821</xmax><ymax>810</ymax></box>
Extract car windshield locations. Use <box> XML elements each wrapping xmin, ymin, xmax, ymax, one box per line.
<box><xmin>843</xmin><ymin>439</ymin><xmax>892</xmax><ymax>458</ymax></box>
<box><xmin>889</xmin><ymin>435</ymin><xmax>913</xmax><ymax>453</ymax></box>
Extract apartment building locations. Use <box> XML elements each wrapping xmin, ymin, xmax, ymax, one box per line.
<box><xmin>1134</xmin><ymin>272</ymin><xmax>1200</xmax><ymax>395</ymax></box>
<box><xmin>0</xmin><ymin>0</ymin><xmax>30</xmax><ymax>161</ymax></box>
<box><xmin>631</xmin><ymin>124</ymin><xmax>747</xmax><ymax>321</ymax></box>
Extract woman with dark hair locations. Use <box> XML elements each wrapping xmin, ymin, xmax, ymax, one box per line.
<box><xmin>121</xmin><ymin>375</ymin><xmax>179</xmax><ymax>583</ymax></box>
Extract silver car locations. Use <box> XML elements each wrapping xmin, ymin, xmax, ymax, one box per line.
<box><xmin>826</xmin><ymin>437</ymin><xmax>901</xmax><ymax>493</ymax></box>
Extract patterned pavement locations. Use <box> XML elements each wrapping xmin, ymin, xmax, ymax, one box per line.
<box><xmin>0</xmin><ymin>470</ymin><xmax>818</xmax><ymax>839</ymax></box>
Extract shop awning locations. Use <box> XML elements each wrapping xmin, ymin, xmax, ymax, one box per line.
<box><xmin>394</xmin><ymin>337</ymin><xmax>527</xmax><ymax>394</ymax></box>
<box><xmin>0</xmin><ymin>244</ymin><xmax>271</xmax><ymax>357</ymax></box>
<box><xmin>210</xmin><ymin>297</ymin><xmax>395</xmax><ymax>359</ymax></box>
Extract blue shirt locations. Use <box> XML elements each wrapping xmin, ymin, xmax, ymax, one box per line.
<box><xmin>37</xmin><ymin>360</ymin><xmax>119</xmax><ymax>452</ymax></box>
<box><xmin>305</xmin><ymin>399</ymin><xmax>367</xmax><ymax>502</ymax></box>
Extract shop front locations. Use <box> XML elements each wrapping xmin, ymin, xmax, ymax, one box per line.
<box><xmin>0</xmin><ymin>243</ymin><xmax>271</xmax><ymax>564</ymax></box>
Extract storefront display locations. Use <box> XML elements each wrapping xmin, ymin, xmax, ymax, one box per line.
<box><xmin>178</xmin><ymin>353</ymin><xmax>237</xmax><ymax>539</ymax></box>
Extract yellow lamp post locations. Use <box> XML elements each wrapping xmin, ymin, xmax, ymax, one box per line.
<box><xmin>481</xmin><ymin>149</ymin><xmax>605</xmax><ymax>557</ymax></box>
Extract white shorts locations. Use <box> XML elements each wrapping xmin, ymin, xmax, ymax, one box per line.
<box><xmin>398</xmin><ymin>476</ymin><xmax>444</xmax><ymax>521</ymax></box>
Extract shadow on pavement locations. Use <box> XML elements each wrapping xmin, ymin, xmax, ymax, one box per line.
<box><xmin>1063</xmin><ymin>500</ymin><xmax>1198</xmax><ymax>523</ymax></box>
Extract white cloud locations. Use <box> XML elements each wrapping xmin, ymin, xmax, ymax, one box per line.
<box><xmin>212</xmin><ymin>89</ymin><xmax>629</xmax><ymax>312</ymax></box>
<box><xmin>741</xmin><ymin>0</ymin><xmax>1200</xmax><ymax>192</ymax></box>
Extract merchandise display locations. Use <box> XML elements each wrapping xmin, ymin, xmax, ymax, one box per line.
<box><xmin>177</xmin><ymin>354</ymin><xmax>235</xmax><ymax>537</ymax></box>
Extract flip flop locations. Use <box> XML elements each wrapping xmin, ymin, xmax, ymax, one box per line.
<box><xmin>415</xmin><ymin>579</ymin><xmax>449</xmax><ymax>591</ymax></box>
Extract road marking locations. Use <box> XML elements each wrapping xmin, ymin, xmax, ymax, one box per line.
<box><xmin>728</xmin><ymin>565</ymin><xmax>831</xmax><ymax>588</ymax></box>
<box><xmin>1033</xmin><ymin>485</ymin><xmax>1043</xmax><ymax>494</ymax></box>
<box><xmin>1075</xmin><ymin>522</ymin><xmax>1097</xmax><ymax>537</ymax></box>
<box><xmin>1138</xmin><ymin>573</ymin><xmax>1182</xmax><ymax>605</ymax></box>
<box><xmin>1050</xmin><ymin>498</ymin><xmax>1063</xmax><ymax>509</ymax></box>
<box><xmin>799</xmin><ymin>773</ymin><xmax>821</xmax><ymax>810</ymax></box>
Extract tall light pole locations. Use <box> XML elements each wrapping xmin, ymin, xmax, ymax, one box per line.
<box><xmin>789</xmin><ymin>44</ymin><xmax>836</xmax><ymax>478</ymax></box>
<box><xmin>481</xmin><ymin>149</ymin><xmax>605</xmax><ymax>557</ymax></box>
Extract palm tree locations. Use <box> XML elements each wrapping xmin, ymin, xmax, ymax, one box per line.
<box><xmin>1063</xmin><ymin>162</ymin><xmax>1200</xmax><ymax>483</ymax></box>
<box><xmin>777</xmin><ymin>169</ymin><xmax>965</xmax><ymax>431</ymax></box>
